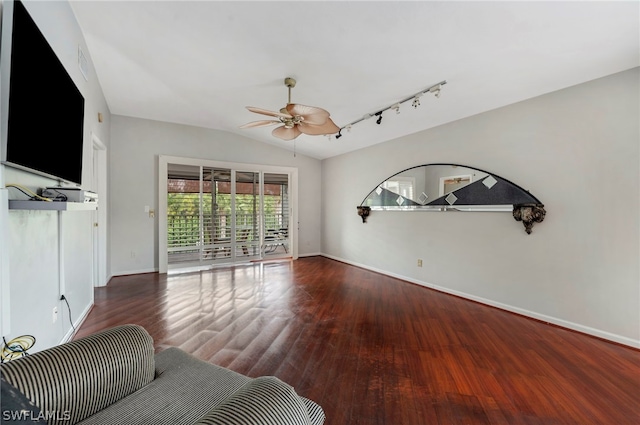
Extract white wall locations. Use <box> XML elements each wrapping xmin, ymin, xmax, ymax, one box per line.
<box><xmin>321</xmin><ymin>68</ymin><xmax>639</xmax><ymax>347</ymax></box>
<box><xmin>109</xmin><ymin>115</ymin><xmax>322</xmax><ymax>275</ymax></box>
<box><xmin>0</xmin><ymin>0</ymin><xmax>110</xmax><ymax>351</ymax></box>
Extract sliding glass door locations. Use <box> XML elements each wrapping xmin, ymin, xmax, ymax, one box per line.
<box><xmin>263</xmin><ymin>173</ymin><xmax>290</xmax><ymax>257</ymax></box>
<box><xmin>160</xmin><ymin>158</ymin><xmax>295</xmax><ymax>273</ymax></box>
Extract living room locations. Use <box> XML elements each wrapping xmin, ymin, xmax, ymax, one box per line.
<box><xmin>0</xmin><ymin>1</ymin><xmax>638</xmax><ymax>423</ymax></box>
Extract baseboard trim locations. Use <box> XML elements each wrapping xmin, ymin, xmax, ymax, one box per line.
<box><xmin>299</xmin><ymin>252</ymin><xmax>322</xmax><ymax>258</ymax></box>
<box><xmin>60</xmin><ymin>302</ymin><xmax>93</xmax><ymax>344</ymax></box>
<box><xmin>111</xmin><ymin>267</ymin><xmax>158</xmax><ymax>277</ymax></box>
<box><xmin>321</xmin><ymin>253</ymin><xmax>640</xmax><ymax>349</ymax></box>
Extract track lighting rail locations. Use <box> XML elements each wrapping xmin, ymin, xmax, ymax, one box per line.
<box><xmin>335</xmin><ymin>80</ymin><xmax>447</xmax><ymax>139</ymax></box>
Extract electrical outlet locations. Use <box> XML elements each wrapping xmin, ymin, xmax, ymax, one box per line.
<box><xmin>417</xmin><ymin>259</ymin><xmax>423</xmax><ymax>267</ymax></box>
<box><xmin>52</xmin><ymin>307</ymin><xmax>58</xmax><ymax>323</ymax></box>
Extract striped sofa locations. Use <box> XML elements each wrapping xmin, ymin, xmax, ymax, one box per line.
<box><xmin>0</xmin><ymin>324</ymin><xmax>325</xmax><ymax>425</ymax></box>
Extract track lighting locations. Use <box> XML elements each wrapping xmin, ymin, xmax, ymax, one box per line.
<box><xmin>335</xmin><ymin>80</ymin><xmax>447</xmax><ymax>137</ymax></box>
<box><xmin>429</xmin><ymin>84</ymin><xmax>441</xmax><ymax>98</ymax></box>
<box><xmin>412</xmin><ymin>94</ymin><xmax>421</xmax><ymax>108</ymax></box>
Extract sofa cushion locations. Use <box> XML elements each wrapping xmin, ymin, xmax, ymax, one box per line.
<box><xmin>0</xmin><ymin>324</ymin><xmax>155</xmax><ymax>425</ymax></box>
<box><xmin>1</xmin><ymin>375</ymin><xmax>47</xmax><ymax>424</ymax></box>
<box><xmin>77</xmin><ymin>347</ymin><xmax>250</xmax><ymax>425</ymax></box>
<box><xmin>194</xmin><ymin>376</ymin><xmax>314</xmax><ymax>425</ymax></box>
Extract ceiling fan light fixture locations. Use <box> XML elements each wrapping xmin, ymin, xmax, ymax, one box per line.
<box><xmin>241</xmin><ymin>77</ymin><xmax>339</xmax><ymax>141</ymax></box>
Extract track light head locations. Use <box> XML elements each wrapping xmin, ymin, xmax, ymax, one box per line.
<box><xmin>391</xmin><ymin>103</ymin><xmax>400</xmax><ymax>114</ymax></box>
<box><xmin>335</xmin><ymin>129</ymin><xmax>342</xmax><ymax>139</ymax></box>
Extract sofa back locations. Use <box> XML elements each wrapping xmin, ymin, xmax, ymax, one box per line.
<box><xmin>0</xmin><ymin>324</ymin><xmax>155</xmax><ymax>425</ymax></box>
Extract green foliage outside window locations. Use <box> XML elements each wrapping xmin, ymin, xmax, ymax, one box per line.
<box><xmin>167</xmin><ymin>192</ymin><xmax>285</xmax><ymax>247</ymax></box>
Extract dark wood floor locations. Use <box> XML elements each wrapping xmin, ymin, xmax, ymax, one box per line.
<box><xmin>75</xmin><ymin>256</ymin><xmax>640</xmax><ymax>425</ymax></box>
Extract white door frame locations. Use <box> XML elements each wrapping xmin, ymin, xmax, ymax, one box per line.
<box><xmin>158</xmin><ymin>155</ymin><xmax>298</xmax><ymax>274</ymax></box>
<box><xmin>91</xmin><ymin>133</ymin><xmax>108</xmax><ymax>286</ymax></box>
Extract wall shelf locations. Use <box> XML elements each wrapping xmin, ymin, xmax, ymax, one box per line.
<box><xmin>8</xmin><ymin>200</ymin><xmax>97</xmax><ymax>211</ymax></box>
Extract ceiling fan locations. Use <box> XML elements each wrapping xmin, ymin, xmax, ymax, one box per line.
<box><xmin>240</xmin><ymin>77</ymin><xmax>339</xmax><ymax>141</ymax></box>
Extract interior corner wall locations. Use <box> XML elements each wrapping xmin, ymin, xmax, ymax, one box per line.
<box><xmin>0</xmin><ymin>0</ymin><xmax>111</xmax><ymax>351</ymax></box>
<box><xmin>108</xmin><ymin>115</ymin><xmax>322</xmax><ymax>276</ymax></box>
<box><xmin>321</xmin><ymin>67</ymin><xmax>640</xmax><ymax>347</ymax></box>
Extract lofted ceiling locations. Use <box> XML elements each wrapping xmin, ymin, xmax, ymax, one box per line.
<box><xmin>69</xmin><ymin>1</ymin><xmax>639</xmax><ymax>160</ymax></box>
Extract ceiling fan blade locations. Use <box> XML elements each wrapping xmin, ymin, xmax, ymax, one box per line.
<box><xmin>286</xmin><ymin>103</ymin><xmax>330</xmax><ymax>125</ymax></box>
<box><xmin>272</xmin><ymin>125</ymin><xmax>302</xmax><ymax>141</ymax></box>
<box><xmin>246</xmin><ymin>106</ymin><xmax>292</xmax><ymax>119</ymax></box>
<box><xmin>298</xmin><ymin>117</ymin><xmax>340</xmax><ymax>136</ymax></box>
<box><xmin>239</xmin><ymin>120</ymin><xmax>280</xmax><ymax>129</ymax></box>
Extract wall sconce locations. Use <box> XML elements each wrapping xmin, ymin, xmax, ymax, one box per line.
<box><xmin>513</xmin><ymin>203</ymin><xmax>546</xmax><ymax>234</ymax></box>
<box><xmin>357</xmin><ymin>206</ymin><xmax>371</xmax><ymax>223</ymax></box>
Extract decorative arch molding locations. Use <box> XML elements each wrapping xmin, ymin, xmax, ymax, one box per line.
<box><xmin>357</xmin><ymin>163</ymin><xmax>545</xmax><ymax>234</ymax></box>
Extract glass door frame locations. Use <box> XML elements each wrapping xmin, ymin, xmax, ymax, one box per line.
<box><xmin>159</xmin><ymin>155</ymin><xmax>298</xmax><ymax>274</ymax></box>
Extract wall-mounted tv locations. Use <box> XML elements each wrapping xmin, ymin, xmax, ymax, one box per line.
<box><xmin>2</xmin><ymin>0</ymin><xmax>85</xmax><ymax>185</ymax></box>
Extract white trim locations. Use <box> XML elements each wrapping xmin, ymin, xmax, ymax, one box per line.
<box><xmin>299</xmin><ymin>252</ymin><xmax>322</xmax><ymax>257</ymax></box>
<box><xmin>90</xmin><ymin>132</ymin><xmax>108</xmax><ymax>287</ymax></box>
<box><xmin>158</xmin><ymin>159</ymin><xmax>168</xmax><ymax>273</ymax></box>
<box><xmin>111</xmin><ymin>267</ymin><xmax>158</xmax><ymax>277</ymax></box>
<box><xmin>320</xmin><ymin>253</ymin><xmax>640</xmax><ymax>349</ymax></box>
<box><xmin>60</xmin><ymin>301</ymin><xmax>93</xmax><ymax>344</ymax></box>
<box><xmin>0</xmin><ymin>188</ymin><xmax>11</xmax><ymax>336</ymax></box>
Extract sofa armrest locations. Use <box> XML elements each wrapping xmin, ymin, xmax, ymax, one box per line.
<box><xmin>194</xmin><ymin>376</ymin><xmax>323</xmax><ymax>425</ymax></box>
<box><xmin>0</xmin><ymin>324</ymin><xmax>155</xmax><ymax>425</ymax></box>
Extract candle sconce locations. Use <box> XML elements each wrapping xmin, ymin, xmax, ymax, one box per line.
<box><xmin>357</xmin><ymin>206</ymin><xmax>371</xmax><ymax>223</ymax></box>
<box><xmin>513</xmin><ymin>203</ymin><xmax>546</xmax><ymax>234</ymax></box>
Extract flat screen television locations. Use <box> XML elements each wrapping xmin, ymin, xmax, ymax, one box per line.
<box><xmin>2</xmin><ymin>0</ymin><xmax>85</xmax><ymax>185</ymax></box>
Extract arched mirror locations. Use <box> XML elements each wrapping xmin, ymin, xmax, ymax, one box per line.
<box><xmin>357</xmin><ymin>164</ymin><xmax>546</xmax><ymax>234</ymax></box>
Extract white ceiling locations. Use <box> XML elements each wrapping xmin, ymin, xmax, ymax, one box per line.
<box><xmin>69</xmin><ymin>1</ymin><xmax>639</xmax><ymax>160</ymax></box>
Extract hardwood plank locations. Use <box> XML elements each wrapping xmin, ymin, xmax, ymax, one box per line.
<box><xmin>74</xmin><ymin>256</ymin><xmax>640</xmax><ymax>424</ymax></box>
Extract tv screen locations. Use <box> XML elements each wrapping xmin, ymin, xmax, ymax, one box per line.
<box><xmin>4</xmin><ymin>0</ymin><xmax>85</xmax><ymax>185</ymax></box>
